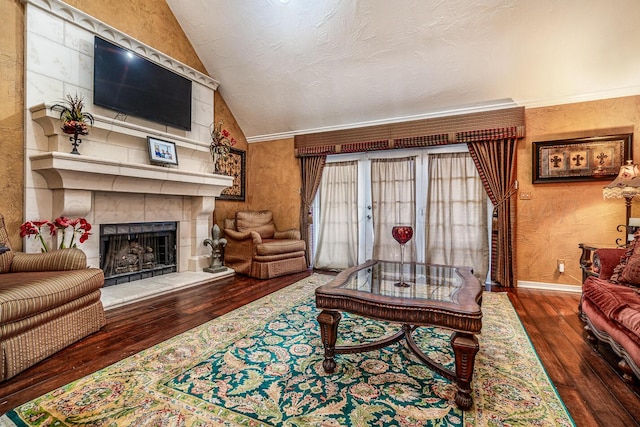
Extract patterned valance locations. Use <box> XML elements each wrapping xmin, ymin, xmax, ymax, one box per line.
<box><xmin>295</xmin><ymin>107</ymin><xmax>525</xmax><ymax>157</ymax></box>
<box><xmin>456</xmin><ymin>127</ymin><xmax>523</xmax><ymax>143</ymax></box>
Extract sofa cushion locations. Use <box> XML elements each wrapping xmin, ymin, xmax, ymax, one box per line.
<box><xmin>614</xmin><ymin>305</ymin><xmax>640</xmax><ymax>338</ymax></box>
<box><xmin>256</xmin><ymin>239</ymin><xmax>306</xmax><ymax>256</ymax></box>
<box><xmin>582</xmin><ymin>277</ymin><xmax>638</xmax><ymax>319</ymax></box>
<box><xmin>0</xmin><ymin>214</ymin><xmax>14</xmax><ymax>274</ymax></box>
<box><xmin>581</xmin><ymin>298</ymin><xmax>640</xmax><ymax>368</ymax></box>
<box><xmin>0</xmin><ymin>268</ymin><xmax>105</xmax><ymax>324</ymax></box>
<box><xmin>254</xmin><ymin>251</ymin><xmax>306</xmax><ymax>262</ymax></box>
<box><xmin>0</xmin><ymin>290</ymin><xmax>103</xmax><ymax>340</ymax></box>
<box><xmin>236</xmin><ymin>210</ymin><xmax>276</xmax><ymax>239</ymax></box>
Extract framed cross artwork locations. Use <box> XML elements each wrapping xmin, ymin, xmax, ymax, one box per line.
<box><xmin>532</xmin><ymin>134</ymin><xmax>632</xmax><ymax>183</ymax></box>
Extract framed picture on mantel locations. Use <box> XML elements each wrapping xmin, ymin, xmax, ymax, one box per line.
<box><xmin>147</xmin><ymin>136</ymin><xmax>178</xmax><ymax>166</ymax></box>
<box><xmin>217</xmin><ymin>148</ymin><xmax>246</xmax><ymax>201</ymax></box>
<box><xmin>533</xmin><ymin>133</ymin><xmax>632</xmax><ymax>183</ymax></box>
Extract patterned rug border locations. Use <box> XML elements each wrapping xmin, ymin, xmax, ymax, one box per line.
<box><xmin>486</xmin><ymin>293</ymin><xmax>575</xmax><ymax>425</ymax></box>
<box><xmin>473</xmin><ymin>292</ymin><xmax>576</xmax><ymax>427</ymax></box>
<box><xmin>1</xmin><ymin>273</ymin><xmax>576</xmax><ymax>426</ymax></box>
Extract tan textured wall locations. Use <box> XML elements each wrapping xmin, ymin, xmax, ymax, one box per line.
<box><xmin>0</xmin><ymin>0</ymin><xmax>25</xmax><ymax>248</ymax></box>
<box><xmin>246</xmin><ymin>138</ymin><xmax>302</xmax><ymax>231</ymax></box>
<box><xmin>212</xmin><ymin>92</ymin><xmax>301</xmax><ymax>231</ymax></box>
<box><xmin>63</xmin><ymin>0</ymin><xmax>206</xmax><ymax>74</ymax></box>
<box><xmin>213</xmin><ymin>91</ymin><xmax>249</xmax><ymax>226</ymax></box>
<box><xmin>517</xmin><ymin>95</ymin><xmax>640</xmax><ymax>286</ymax></box>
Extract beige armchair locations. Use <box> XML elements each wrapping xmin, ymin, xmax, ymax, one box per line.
<box><xmin>223</xmin><ymin>210</ymin><xmax>307</xmax><ymax>279</ymax></box>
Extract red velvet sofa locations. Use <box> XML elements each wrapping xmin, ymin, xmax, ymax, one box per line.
<box><xmin>580</xmin><ymin>244</ymin><xmax>640</xmax><ymax>383</ymax></box>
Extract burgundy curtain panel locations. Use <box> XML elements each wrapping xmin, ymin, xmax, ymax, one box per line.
<box><xmin>465</xmin><ymin>130</ymin><xmax>518</xmax><ymax>288</ymax></box>
<box><xmin>300</xmin><ymin>155</ymin><xmax>327</xmax><ymax>266</ymax></box>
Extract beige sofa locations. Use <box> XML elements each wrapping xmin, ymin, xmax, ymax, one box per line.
<box><xmin>0</xmin><ymin>214</ymin><xmax>106</xmax><ymax>381</ymax></box>
<box><xmin>223</xmin><ymin>210</ymin><xmax>307</xmax><ymax>279</ymax></box>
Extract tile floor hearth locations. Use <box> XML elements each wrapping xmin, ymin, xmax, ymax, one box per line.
<box><xmin>100</xmin><ymin>268</ymin><xmax>234</xmax><ymax>310</ymax></box>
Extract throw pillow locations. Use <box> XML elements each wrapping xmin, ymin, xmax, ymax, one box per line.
<box><xmin>620</xmin><ymin>253</ymin><xmax>640</xmax><ymax>288</ymax></box>
<box><xmin>610</xmin><ymin>244</ymin><xmax>635</xmax><ymax>284</ymax></box>
<box><xmin>610</xmin><ymin>230</ymin><xmax>640</xmax><ymax>283</ymax></box>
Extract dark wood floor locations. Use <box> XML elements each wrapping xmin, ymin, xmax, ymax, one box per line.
<box><xmin>1</xmin><ymin>272</ymin><xmax>639</xmax><ymax>426</ymax></box>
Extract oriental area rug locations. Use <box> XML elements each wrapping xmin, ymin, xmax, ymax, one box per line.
<box><xmin>1</xmin><ymin>274</ymin><xmax>575</xmax><ymax>427</ymax></box>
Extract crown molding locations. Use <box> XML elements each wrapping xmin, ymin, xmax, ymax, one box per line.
<box><xmin>248</xmin><ymin>86</ymin><xmax>640</xmax><ymax>143</ymax></box>
<box><xmin>247</xmin><ymin>99</ymin><xmax>519</xmax><ymax>143</ymax></box>
<box><xmin>519</xmin><ymin>85</ymin><xmax>640</xmax><ymax>110</ymax></box>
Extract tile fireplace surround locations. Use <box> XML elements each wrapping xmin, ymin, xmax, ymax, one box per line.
<box><xmin>22</xmin><ymin>0</ymin><xmax>233</xmax><ymax>285</ymax></box>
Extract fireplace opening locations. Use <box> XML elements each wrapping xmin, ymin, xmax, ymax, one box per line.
<box><xmin>100</xmin><ymin>222</ymin><xmax>177</xmax><ymax>287</ymax></box>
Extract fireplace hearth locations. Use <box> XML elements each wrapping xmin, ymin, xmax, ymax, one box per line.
<box><xmin>100</xmin><ymin>222</ymin><xmax>177</xmax><ymax>287</ymax></box>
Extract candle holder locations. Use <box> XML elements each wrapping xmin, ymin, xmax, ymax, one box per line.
<box><xmin>52</xmin><ymin>94</ymin><xmax>93</xmax><ymax>155</ymax></box>
<box><xmin>67</xmin><ymin>125</ymin><xmax>85</xmax><ymax>155</ymax></box>
<box><xmin>391</xmin><ymin>225</ymin><xmax>413</xmax><ymax>287</ymax></box>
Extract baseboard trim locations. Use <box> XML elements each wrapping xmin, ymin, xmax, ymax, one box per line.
<box><xmin>517</xmin><ymin>280</ymin><xmax>582</xmax><ymax>293</ymax></box>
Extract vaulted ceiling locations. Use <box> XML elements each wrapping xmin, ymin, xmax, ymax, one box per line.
<box><xmin>166</xmin><ymin>0</ymin><xmax>640</xmax><ymax>141</ymax></box>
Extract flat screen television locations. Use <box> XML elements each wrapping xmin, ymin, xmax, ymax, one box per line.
<box><xmin>93</xmin><ymin>37</ymin><xmax>192</xmax><ymax>131</ymax></box>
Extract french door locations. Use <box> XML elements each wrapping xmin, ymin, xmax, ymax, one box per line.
<box><xmin>313</xmin><ymin>145</ymin><xmax>490</xmax><ymax>281</ymax></box>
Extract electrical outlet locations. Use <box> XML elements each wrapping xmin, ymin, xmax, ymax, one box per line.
<box><xmin>557</xmin><ymin>259</ymin><xmax>565</xmax><ymax>273</ymax></box>
<box><xmin>520</xmin><ymin>192</ymin><xmax>531</xmax><ymax>200</ymax></box>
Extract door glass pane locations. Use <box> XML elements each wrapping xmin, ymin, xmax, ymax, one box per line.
<box><xmin>314</xmin><ymin>161</ymin><xmax>359</xmax><ymax>269</ymax></box>
<box><xmin>425</xmin><ymin>152</ymin><xmax>489</xmax><ymax>280</ymax></box>
<box><xmin>371</xmin><ymin>157</ymin><xmax>416</xmax><ymax>261</ymax></box>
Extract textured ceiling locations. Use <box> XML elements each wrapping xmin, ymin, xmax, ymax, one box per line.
<box><xmin>166</xmin><ymin>0</ymin><xmax>640</xmax><ymax>141</ymax></box>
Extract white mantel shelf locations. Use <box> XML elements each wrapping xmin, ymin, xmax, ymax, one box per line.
<box><xmin>30</xmin><ymin>103</ymin><xmax>210</xmax><ymax>153</ymax></box>
<box><xmin>30</xmin><ymin>152</ymin><xmax>233</xmax><ymax>197</ymax></box>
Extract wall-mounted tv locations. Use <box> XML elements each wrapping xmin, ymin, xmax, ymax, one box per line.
<box><xmin>93</xmin><ymin>37</ymin><xmax>192</xmax><ymax>131</ymax></box>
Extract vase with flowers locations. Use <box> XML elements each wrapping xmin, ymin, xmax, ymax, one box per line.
<box><xmin>20</xmin><ymin>216</ymin><xmax>92</xmax><ymax>252</ymax></box>
<box><xmin>209</xmin><ymin>120</ymin><xmax>236</xmax><ymax>174</ymax></box>
<box><xmin>51</xmin><ymin>93</ymin><xmax>94</xmax><ymax>155</ymax></box>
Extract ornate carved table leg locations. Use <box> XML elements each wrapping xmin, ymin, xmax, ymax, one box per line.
<box><xmin>451</xmin><ymin>331</ymin><xmax>479</xmax><ymax>410</ymax></box>
<box><xmin>317</xmin><ymin>310</ymin><xmax>341</xmax><ymax>373</ymax></box>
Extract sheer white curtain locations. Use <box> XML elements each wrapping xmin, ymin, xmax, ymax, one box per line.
<box><xmin>425</xmin><ymin>152</ymin><xmax>489</xmax><ymax>280</ymax></box>
<box><xmin>314</xmin><ymin>161</ymin><xmax>359</xmax><ymax>270</ymax></box>
<box><xmin>371</xmin><ymin>157</ymin><xmax>416</xmax><ymax>261</ymax></box>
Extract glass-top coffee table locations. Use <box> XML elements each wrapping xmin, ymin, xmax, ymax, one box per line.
<box><xmin>315</xmin><ymin>259</ymin><xmax>483</xmax><ymax>410</ymax></box>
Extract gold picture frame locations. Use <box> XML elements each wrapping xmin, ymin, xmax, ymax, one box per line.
<box><xmin>217</xmin><ymin>148</ymin><xmax>246</xmax><ymax>201</ymax></box>
<box><xmin>533</xmin><ymin>134</ymin><xmax>632</xmax><ymax>183</ymax></box>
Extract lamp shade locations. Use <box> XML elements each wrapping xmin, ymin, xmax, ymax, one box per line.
<box><xmin>629</xmin><ymin>217</ymin><xmax>640</xmax><ymax>227</ymax></box>
<box><xmin>603</xmin><ymin>161</ymin><xmax>640</xmax><ymax>200</ymax></box>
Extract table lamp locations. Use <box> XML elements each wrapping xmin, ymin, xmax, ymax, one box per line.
<box><xmin>603</xmin><ymin>160</ymin><xmax>640</xmax><ymax>244</ymax></box>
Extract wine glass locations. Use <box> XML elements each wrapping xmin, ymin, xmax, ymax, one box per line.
<box><xmin>392</xmin><ymin>225</ymin><xmax>413</xmax><ymax>287</ymax></box>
